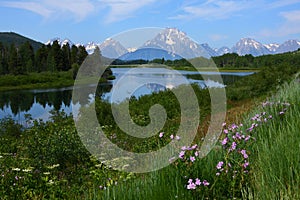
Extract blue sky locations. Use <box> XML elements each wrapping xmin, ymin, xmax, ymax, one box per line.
<box><xmin>0</xmin><ymin>0</ymin><xmax>300</xmax><ymax>48</ymax></box>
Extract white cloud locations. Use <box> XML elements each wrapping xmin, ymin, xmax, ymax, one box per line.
<box><xmin>1</xmin><ymin>0</ymin><xmax>95</xmax><ymax>21</ymax></box>
<box><xmin>280</xmin><ymin>10</ymin><xmax>300</xmax><ymax>22</ymax></box>
<box><xmin>98</xmin><ymin>0</ymin><xmax>157</xmax><ymax>23</ymax></box>
<box><xmin>269</xmin><ymin>0</ymin><xmax>300</xmax><ymax>8</ymax></box>
<box><xmin>170</xmin><ymin>0</ymin><xmax>256</xmax><ymax>20</ymax></box>
<box><xmin>1</xmin><ymin>0</ymin><xmax>159</xmax><ymax>23</ymax></box>
<box><xmin>260</xmin><ymin>10</ymin><xmax>300</xmax><ymax>37</ymax></box>
<box><xmin>1</xmin><ymin>1</ymin><xmax>53</xmax><ymax>18</ymax></box>
<box><xmin>277</xmin><ymin>10</ymin><xmax>300</xmax><ymax>35</ymax></box>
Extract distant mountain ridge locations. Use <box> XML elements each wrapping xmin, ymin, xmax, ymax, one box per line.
<box><xmin>45</xmin><ymin>38</ymin><xmax>74</xmax><ymax>47</ymax></box>
<box><xmin>228</xmin><ymin>38</ymin><xmax>300</xmax><ymax>56</ymax></box>
<box><xmin>74</xmin><ymin>28</ymin><xmax>300</xmax><ymax>58</ymax></box>
<box><xmin>0</xmin><ymin>32</ymin><xmax>43</xmax><ymax>51</ymax></box>
<box><xmin>142</xmin><ymin>28</ymin><xmax>210</xmax><ymax>58</ymax></box>
<box><xmin>1</xmin><ymin>30</ymin><xmax>299</xmax><ymax>58</ymax></box>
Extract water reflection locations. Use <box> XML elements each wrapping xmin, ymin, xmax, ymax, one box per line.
<box><xmin>0</xmin><ymin>68</ymin><xmax>253</xmax><ymax>123</ymax></box>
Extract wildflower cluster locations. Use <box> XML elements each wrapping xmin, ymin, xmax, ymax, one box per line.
<box><xmin>178</xmin><ymin>144</ymin><xmax>199</xmax><ymax>163</ymax></box>
<box><xmin>159</xmin><ymin>132</ymin><xmax>181</xmax><ymax>141</ymax></box>
<box><xmin>176</xmin><ymin>100</ymin><xmax>290</xmax><ymax>196</ymax></box>
<box><xmin>186</xmin><ymin>178</ymin><xmax>209</xmax><ymax>190</ymax></box>
<box><xmin>217</xmin><ymin>122</ymin><xmax>253</xmax><ymax>178</ymax></box>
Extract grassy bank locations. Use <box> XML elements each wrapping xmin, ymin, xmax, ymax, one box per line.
<box><xmin>0</xmin><ymin>71</ymin><xmax>74</xmax><ymax>91</ymax></box>
<box><xmin>110</xmin><ymin>64</ymin><xmax>259</xmax><ymax>72</ymax></box>
<box><xmin>248</xmin><ymin>78</ymin><xmax>300</xmax><ymax>199</ymax></box>
<box><xmin>0</xmin><ymin>71</ymin><xmax>113</xmax><ymax>92</ymax></box>
<box><xmin>0</xmin><ymin>70</ymin><xmax>299</xmax><ymax>198</ymax></box>
<box><xmin>98</xmin><ymin>76</ymin><xmax>300</xmax><ymax>200</ymax></box>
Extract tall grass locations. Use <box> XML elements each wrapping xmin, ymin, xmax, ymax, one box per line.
<box><xmin>1</xmin><ymin>75</ymin><xmax>299</xmax><ymax>199</ymax></box>
<box><xmin>100</xmin><ymin>77</ymin><xmax>300</xmax><ymax>200</ymax></box>
<box><xmin>247</xmin><ymin>78</ymin><xmax>300</xmax><ymax>199</ymax></box>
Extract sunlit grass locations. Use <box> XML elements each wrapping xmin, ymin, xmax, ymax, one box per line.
<box><xmin>248</xmin><ymin>79</ymin><xmax>300</xmax><ymax>199</ymax></box>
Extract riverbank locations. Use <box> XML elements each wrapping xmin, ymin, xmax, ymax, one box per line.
<box><xmin>0</xmin><ymin>71</ymin><xmax>114</xmax><ymax>92</ymax></box>
<box><xmin>110</xmin><ymin>64</ymin><xmax>259</xmax><ymax>72</ymax></box>
<box><xmin>0</xmin><ymin>66</ymin><xmax>255</xmax><ymax>92</ymax></box>
<box><xmin>0</xmin><ymin>75</ymin><xmax>299</xmax><ymax>199</ymax></box>
<box><xmin>0</xmin><ymin>71</ymin><xmax>74</xmax><ymax>92</ymax></box>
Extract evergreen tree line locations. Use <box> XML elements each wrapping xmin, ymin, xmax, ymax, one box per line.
<box><xmin>212</xmin><ymin>50</ymin><xmax>300</xmax><ymax>68</ymax></box>
<box><xmin>0</xmin><ymin>40</ymin><xmax>88</xmax><ymax>75</ymax></box>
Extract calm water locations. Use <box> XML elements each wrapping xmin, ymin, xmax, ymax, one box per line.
<box><xmin>0</xmin><ymin>68</ymin><xmax>253</xmax><ymax>124</ymax></box>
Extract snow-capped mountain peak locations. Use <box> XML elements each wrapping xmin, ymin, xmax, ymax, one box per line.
<box><xmin>276</xmin><ymin>39</ymin><xmax>300</xmax><ymax>53</ymax></box>
<box><xmin>216</xmin><ymin>46</ymin><xmax>231</xmax><ymax>55</ymax></box>
<box><xmin>45</xmin><ymin>28</ymin><xmax>300</xmax><ymax>58</ymax></box>
<box><xmin>263</xmin><ymin>43</ymin><xmax>280</xmax><ymax>52</ymax></box>
<box><xmin>45</xmin><ymin>37</ymin><xmax>60</xmax><ymax>46</ymax></box>
<box><xmin>45</xmin><ymin>38</ymin><xmax>73</xmax><ymax>47</ymax></box>
<box><xmin>85</xmin><ymin>42</ymin><xmax>99</xmax><ymax>54</ymax></box>
<box><xmin>231</xmin><ymin>38</ymin><xmax>270</xmax><ymax>56</ymax></box>
<box><xmin>143</xmin><ymin>28</ymin><xmax>210</xmax><ymax>58</ymax></box>
<box><xmin>61</xmin><ymin>38</ymin><xmax>73</xmax><ymax>47</ymax></box>
<box><xmin>99</xmin><ymin>38</ymin><xmax>128</xmax><ymax>58</ymax></box>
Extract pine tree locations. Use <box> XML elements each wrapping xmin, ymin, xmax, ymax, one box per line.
<box><xmin>0</xmin><ymin>42</ymin><xmax>8</xmax><ymax>75</ymax></box>
<box><xmin>61</xmin><ymin>43</ymin><xmax>71</xmax><ymax>71</ymax></box>
<box><xmin>70</xmin><ymin>44</ymin><xmax>78</xmax><ymax>65</ymax></box>
<box><xmin>47</xmin><ymin>50</ymin><xmax>56</xmax><ymax>72</ymax></box>
<box><xmin>8</xmin><ymin>43</ymin><xmax>20</xmax><ymax>75</ymax></box>
<box><xmin>19</xmin><ymin>41</ymin><xmax>34</xmax><ymax>73</ymax></box>
<box><xmin>35</xmin><ymin>45</ymin><xmax>48</xmax><ymax>72</ymax></box>
<box><xmin>51</xmin><ymin>40</ymin><xmax>63</xmax><ymax>71</ymax></box>
<box><xmin>77</xmin><ymin>45</ymin><xmax>88</xmax><ymax>65</ymax></box>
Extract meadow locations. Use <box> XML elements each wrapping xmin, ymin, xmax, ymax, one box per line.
<box><xmin>0</xmin><ymin>61</ymin><xmax>299</xmax><ymax>199</ymax></box>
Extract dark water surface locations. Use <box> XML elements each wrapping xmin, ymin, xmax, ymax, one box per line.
<box><xmin>0</xmin><ymin>68</ymin><xmax>253</xmax><ymax>124</ymax></box>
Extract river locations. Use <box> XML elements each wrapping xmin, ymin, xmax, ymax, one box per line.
<box><xmin>0</xmin><ymin>68</ymin><xmax>254</xmax><ymax>124</ymax></box>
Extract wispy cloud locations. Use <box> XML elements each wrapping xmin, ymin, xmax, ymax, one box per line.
<box><xmin>170</xmin><ymin>0</ymin><xmax>256</xmax><ymax>20</ymax></box>
<box><xmin>280</xmin><ymin>10</ymin><xmax>300</xmax><ymax>22</ymax></box>
<box><xmin>1</xmin><ymin>0</ymin><xmax>157</xmax><ymax>23</ymax></box>
<box><xmin>1</xmin><ymin>0</ymin><xmax>95</xmax><ymax>21</ymax></box>
<box><xmin>99</xmin><ymin>0</ymin><xmax>157</xmax><ymax>23</ymax></box>
<box><xmin>260</xmin><ymin>10</ymin><xmax>300</xmax><ymax>37</ymax></box>
<box><xmin>1</xmin><ymin>1</ymin><xmax>53</xmax><ymax>18</ymax></box>
<box><xmin>269</xmin><ymin>0</ymin><xmax>300</xmax><ymax>8</ymax></box>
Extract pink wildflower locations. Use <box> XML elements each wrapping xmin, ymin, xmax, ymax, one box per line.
<box><xmin>202</xmin><ymin>180</ymin><xmax>209</xmax><ymax>186</ymax></box>
<box><xmin>217</xmin><ymin>161</ymin><xmax>224</xmax><ymax>169</ymax></box>
<box><xmin>195</xmin><ymin>178</ymin><xmax>201</xmax><ymax>185</ymax></box>
<box><xmin>190</xmin><ymin>156</ymin><xmax>196</xmax><ymax>162</ymax></box>
<box><xmin>159</xmin><ymin>132</ymin><xmax>164</xmax><ymax>138</ymax></box>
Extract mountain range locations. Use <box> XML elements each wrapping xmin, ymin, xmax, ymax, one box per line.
<box><xmin>55</xmin><ymin>28</ymin><xmax>298</xmax><ymax>58</ymax></box>
<box><xmin>1</xmin><ymin>29</ymin><xmax>299</xmax><ymax>58</ymax></box>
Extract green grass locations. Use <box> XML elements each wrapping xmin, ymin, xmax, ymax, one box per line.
<box><xmin>0</xmin><ymin>71</ymin><xmax>74</xmax><ymax>91</ymax></box>
<box><xmin>0</xmin><ymin>71</ymin><xmax>111</xmax><ymax>92</ymax></box>
<box><xmin>100</xmin><ymin>75</ymin><xmax>300</xmax><ymax>199</ymax></box>
<box><xmin>247</xmin><ymin>78</ymin><xmax>300</xmax><ymax>199</ymax></box>
<box><xmin>0</xmin><ymin>70</ymin><xmax>299</xmax><ymax>199</ymax></box>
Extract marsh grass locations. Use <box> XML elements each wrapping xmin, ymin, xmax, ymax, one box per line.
<box><xmin>100</xmin><ymin>77</ymin><xmax>300</xmax><ymax>199</ymax></box>
<box><xmin>0</xmin><ymin>72</ymin><xmax>299</xmax><ymax>199</ymax></box>
<box><xmin>247</xmin><ymin>79</ymin><xmax>300</xmax><ymax>199</ymax></box>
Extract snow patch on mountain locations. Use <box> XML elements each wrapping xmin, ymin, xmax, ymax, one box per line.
<box><xmin>99</xmin><ymin>38</ymin><xmax>128</xmax><ymax>58</ymax></box>
<box><xmin>143</xmin><ymin>28</ymin><xmax>209</xmax><ymax>58</ymax></box>
<box><xmin>276</xmin><ymin>40</ymin><xmax>300</xmax><ymax>54</ymax></box>
<box><xmin>264</xmin><ymin>43</ymin><xmax>280</xmax><ymax>53</ymax></box>
<box><xmin>45</xmin><ymin>29</ymin><xmax>300</xmax><ymax>58</ymax></box>
<box><xmin>45</xmin><ymin>38</ymin><xmax>74</xmax><ymax>47</ymax></box>
<box><xmin>231</xmin><ymin>38</ymin><xmax>270</xmax><ymax>56</ymax></box>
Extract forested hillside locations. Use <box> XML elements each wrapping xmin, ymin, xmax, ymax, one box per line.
<box><xmin>212</xmin><ymin>50</ymin><xmax>300</xmax><ymax>68</ymax></box>
<box><xmin>0</xmin><ymin>40</ymin><xmax>88</xmax><ymax>76</ymax></box>
<box><xmin>0</xmin><ymin>32</ymin><xmax>43</xmax><ymax>51</ymax></box>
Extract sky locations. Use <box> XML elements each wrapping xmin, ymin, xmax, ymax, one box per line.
<box><xmin>0</xmin><ymin>0</ymin><xmax>300</xmax><ymax>48</ymax></box>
